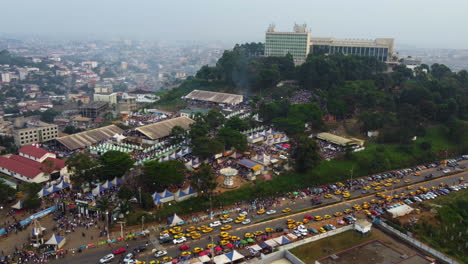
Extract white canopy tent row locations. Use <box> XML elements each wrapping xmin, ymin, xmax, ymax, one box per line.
<box><xmin>91</xmin><ymin>177</ymin><xmax>123</xmax><ymax>196</ymax></box>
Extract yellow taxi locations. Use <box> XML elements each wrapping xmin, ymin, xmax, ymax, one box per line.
<box><xmin>342</xmin><ymin>192</ymin><xmax>351</xmax><ymax>198</ymax></box>
<box><xmin>324</xmin><ymin>194</ymin><xmax>333</xmax><ymax>198</ymax></box>
<box><xmin>287</xmin><ymin>224</ymin><xmax>296</xmax><ymax>229</ymax></box>
<box><xmin>202</xmin><ymin>227</ymin><xmax>213</xmax><ymax>233</ymax></box>
<box><xmin>314</xmin><ymin>215</ymin><xmax>323</xmax><ymax>221</ymax></box>
<box><xmin>193</xmin><ymin>247</ymin><xmax>204</xmax><ymax>254</ymax></box>
<box><xmin>374</xmin><ymin>186</ymin><xmax>383</xmax><ymax>191</ymax></box>
<box><xmin>181</xmin><ymin>252</ymin><xmax>191</xmax><ymax>257</ymax></box>
<box><xmin>303</xmin><ymin>218</ymin><xmax>310</xmax><ymax>224</ymax></box>
<box><xmin>334</xmin><ymin>190</ymin><xmax>342</xmax><ymax>195</ymax></box>
<box><xmin>407</xmin><ymin>186</ymin><xmax>413</xmax><ymax>190</ymax></box>
<box><xmin>282</xmin><ymin>208</ymin><xmax>292</xmax><ymax>213</ymax></box>
<box><xmin>230</xmin><ymin>236</ymin><xmax>240</xmax><ymax>241</ymax></box>
<box><xmin>244</xmin><ymin>233</ymin><xmax>254</xmax><ymax>238</ymax></box>
<box><xmin>220</xmin><ymin>232</ymin><xmax>230</xmax><ymax>238</ymax></box>
<box><xmin>334</xmin><ymin>212</ymin><xmax>343</xmax><ymax>217</ymax></box>
<box><xmin>324</xmin><ymin>215</ymin><xmax>331</xmax><ymax>219</ymax></box>
<box><xmin>363</xmin><ymin>210</ymin><xmax>372</xmax><ymax>216</ymax></box>
<box><xmin>319</xmin><ymin>227</ymin><xmax>326</xmax><ymax>233</ymax></box>
<box><xmin>362</xmin><ymin>202</ymin><xmax>370</xmax><ymax>209</ymax></box>
<box><xmin>363</xmin><ymin>186</ymin><xmax>371</xmax><ymax>190</ymax></box>
<box><xmin>186</xmin><ymin>226</ymin><xmax>196</xmax><ymax>232</ymax></box>
<box><xmin>220</xmin><ymin>240</ymin><xmax>229</xmax><ymax>246</ymax></box>
<box><xmin>191</xmin><ymin>233</ymin><xmax>201</xmax><ymax>240</ymax></box>
<box><xmin>254</xmin><ymin>231</ymin><xmax>264</xmax><ymax>236</ymax></box>
<box><xmin>257</xmin><ymin>209</ymin><xmax>266</xmax><ymax>215</ymax></box>
<box><xmin>219</xmin><ymin>214</ymin><xmax>229</xmax><ymax>220</ymax></box>
<box><xmin>404</xmin><ymin>179</ymin><xmax>411</xmax><ymax>183</ymax></box>
<box><xmin>221</xmin><ymin>225</ymin><xmax>232</xmax><ymax>230</ymax></box>
<box><xmin>265</xmin><ymin>228</ymin><xmax>273</xmax><ymax>233</ymax></box>
<box><xmin>414</xmin><ymin>172</ymin><xmax>421</xmax><ymax>176</ymax></box>
<box><xmin>384</xmin><ymin>183</ymin><xmax>392</xmax><ymax>187</ymax></box>
<box><xmin>344</xmin><ymin>209</ymin><xmax>353</xmax><ymax>214</ymax></box>
<box><xmin>370</xmin><ymin>199</ymin><xmax>377</xmax><ymax>204</ymax></box>
<box><xmin>394</xmin><ymin>179</ymin><xmax>400</xmax><ymax>183</ymax></box>
<box><xmin>286</xmin><ymin>219</ymin><xmax>295</xmax><ymax>224</ymax></box>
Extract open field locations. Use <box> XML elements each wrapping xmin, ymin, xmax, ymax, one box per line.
<box><xmin>289</xmin><ymin>228</ymin><xmax>418</xmax><ymax>264</ymax></box>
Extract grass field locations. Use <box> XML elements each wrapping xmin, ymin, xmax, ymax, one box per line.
<box><xmin>410</xmin><ymin>188</ymin><xmax>468</xmax><ymax>263</ymax></box>
<box><xmin>289</xmin><ymin>228</ymin><xmax>417</xmax><ymax>264</ymax></box>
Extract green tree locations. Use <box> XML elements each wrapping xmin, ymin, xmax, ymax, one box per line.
<box><xmin>141</xmin><ymin>160</ymin><xmax>186</xmax><ymax>192</ymax></box>
<box><xmin>23</xmin><ymin>197</ymin><xmax>41</xmax><ymax>209</ymax></box>
<box><xmin>225</xmin><ymin>117</ymin><xmax>249</xmax><ymax>131</ymax></box>
<box><xmin>216</xmin><ymin>127</ymin><xmax>248</xmax><ymax>152</ymax></box>
<box><xmin>206</xmin><ymin>109</ymin><xmax>226</xmax><ymax>131</ymax></box>
<box><xmin>40</xmin><ymin>109</ymin><xmax>59</xmax><ymax>123</ymax></box>
<box><xmin>170</xmin><ymin>125</ymin><xmax>186</xmax><ymax>145</ymax></box>
<box><xmin>191</xmin><ymin>137</ymin><xmax>224</xmax><ymax>159</ymax></box>
<box><xmin>21</xmin><ymin>182</ymin><xmax>42</xmax><ymax>198</ymax></box>
<box><xmin>140</xmin><ymin>191</ymin><xmax>155</xmax><ymax>210</ymax></box>
<box><xmin>190</xmin><ymin>164</ymin><xmax>218</xmax><ymax>195</ymax></box>
<box><xmin>0</xmin><ymin>181</ymin><xmax>16</xmax><ymax>201</ymax></box>
<box><xmin>291</xmin><ymin>136</ymin><xmax>321</xmax><ymax>173</ymax></box>
<box><xmin>66</xmin><ymin>153</ymin><xmax>101</xmax><ymax>188</ymax></box>
<box><xmin>100</xmin><ymin>151</ymin><xmax>133</xmax><ymax>180</ymax></box>
<box><xmin>118</xmin><ymin>186</ymin><xmax>134</xmax><ymax>201</ymax></box>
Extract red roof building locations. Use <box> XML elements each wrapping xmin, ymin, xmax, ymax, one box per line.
<box><xmin>18</xmin><ymin>145</ymin><xmax>56</xmax><ymax>162</ymax></box>
<box><xmin>0</xmin><ymin>145</ymin><xmax>66</xmax><ymax>183</ymax></box>
<box><xmin>0</xmin><ymin>156</ymin><xmax>45</xmax><ymax>182</ymax></box>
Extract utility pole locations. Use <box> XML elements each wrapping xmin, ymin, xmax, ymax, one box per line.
<box><xmin>139</xmin><ymin>187</ymin><xmax>142</xmax><ymax>205</ymax></box>
<box><xmin>117</xmin><ymin>221</ymin><xmax>126</xmax><ymax>238</ymax></box>
<box><xmin>141</xmin><ymin>215</ymin><xmax>145</xmax><ymax>232</ymax></box>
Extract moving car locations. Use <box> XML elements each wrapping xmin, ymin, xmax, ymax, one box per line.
<box><xmin>133</xmin><ymin>246</ymin><xmax>147</xmax><ymax>253</ymax></box>
<box><xmin>221</xmin><ymin>218</ymin><xmax>233</xmax><ymax>224</ymax></box>
<box><xmin>220</xmin><ymin>225</ymin><xmax>232</xmax><ymax>230</ymax></box>
<box><xmin>307</xmin><ymin>227</ymin><xmax>319</xmax><ymax>234</ymax></box>
<box><xmin>113</xmin><ymin>248</ymin><xmax>127</xmax><ymax>255</ymax></box>
<box><xmin>266</xmin><ymin>210</ymin><xmax>277</xmax><ymax>215</ymax></box>
<box><xmin>154</xmin><ymin>250</ymin><xmax>167</xmax><ymax>258</ymax></box>
<box><xmin>99</xmin><ymin>254</ymin><xmax>115</xmax><ymax>263</ymax></box>
<box><xmin>173</xmin><ymin>237</ymin><xmax>187</xmax><ymax>244</ymax></box>
<box><xmin>123</xmin><ymin>253</ymin><xmax>134</xmax><ymax>263</ymax></box>
<box><xmin>242</xmin><ymin>219</ymin><xmax>251</xmax><ymax>225</ymax></box>
<box><xmin>257</xmin><ymin>209</ymin><xmax>266</xmax><ymax>214</ymax></box>
<box><xmin>282</xmin><ymin>208</ymin><xmax>292</xmax><ymax>213</ymax></box>
<box><xmin>209</xmin><ymin>221</ymin><xmax>221</xmax><ymax>227</ymax></box>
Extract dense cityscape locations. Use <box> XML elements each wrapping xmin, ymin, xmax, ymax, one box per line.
<box><xmin>0</xmin><ymin>2</ymin><xmax>467</xmax><ymax>264</ymax></box>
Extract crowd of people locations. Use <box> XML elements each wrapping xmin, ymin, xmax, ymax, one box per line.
<box><xmin>317</xmin><ymin>139</ymin><xmax>345</xmax><ymax>160</ymax></box>
<box><xmin>289</xmin><ymin>89</ymin><xmax>313</xmax><ymax>104</ymax></box>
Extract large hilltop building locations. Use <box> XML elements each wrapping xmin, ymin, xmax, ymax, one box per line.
<box><xmin>265</xmin><ymin>24</ymin><xmax>395</xmax><ymax>64</ymax></box>
<box><xmin>265</xmin><ymin>24</ymin><xmax>310</xmax><ymax>65</ymax></box>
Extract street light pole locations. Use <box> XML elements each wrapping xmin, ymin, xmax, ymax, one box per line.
<box><xmin>106</xmin><ymin>210</ymin><xmax>110</xmax><ymax>241</ymax></box>
<box><xmin>117</xmin><ymin>221</ymin><xmax>126</xmax><ymax>238</ymax></box>
<box><xmin>141</xmin><ymin>215</ymin><xmax>145</xmax><ymax>232</ymax></box>
<box><xmin>139</xmin><ymin>187</ymin><xmax>142</xmax><ymax>205</ymax></box>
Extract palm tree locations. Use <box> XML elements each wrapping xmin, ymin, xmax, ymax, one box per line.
<box><xmin>115</xmin><ymin>201</ymin><xmax>132</xmax><ymax>219</ymax></box>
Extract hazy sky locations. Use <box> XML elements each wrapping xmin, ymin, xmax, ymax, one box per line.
<box><xmin>2</xmin><ymin>0</ymin><xmax>467</xmax><ymax>49</ymax></box>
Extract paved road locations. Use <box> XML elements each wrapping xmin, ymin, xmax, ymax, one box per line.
<box><xmin>56</xmin><ymin>163</ymin><xmax>467</xmax><ymax>264</ymax></box>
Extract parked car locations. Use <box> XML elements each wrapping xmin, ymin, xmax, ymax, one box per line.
<box><xmin>221</xmin><ymin>218</ymin><xmax>233</xmax><ymax>224</ymax></box>
<box><xmin>242</xmin><ymin>219</ymin><xmax>251</xmax><ymax>225</ymax></box>
<box><xmin>307</xmin><ymin>227</ymin><xmax>319</xmax><ymax>234</ymax></box>
<box><xmin>266</xmin><ymin>210</ymin><xmax>277</xmax><ymax>215</ymax></box>
<box><xmin>132</xmin><ymin>246</ymin><xmax>147</xmax><ymax>253</ymax></box>
<box><xmin>123</xmin><ymin>253</ymin><xmax>134</xmax><ymax>263</ymax></box>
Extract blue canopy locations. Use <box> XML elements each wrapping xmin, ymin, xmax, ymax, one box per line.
<box><xmin>0</xmin><ymin>228</ymin><xmax>6</xmax><ymax>235</ymax></box>
<box><xmin>47</xmin><ymin>185</ymin><xmax>61</xmax><ymax>193</ymax></box>
<box><xmin>37</xmin><ymin>188</ymin><xmax>51</xmax><ymax>197</ymax></box>
<box><xmin>56</xmin><ymin>181</ymin><xmax>69</xmax><ymax>189</ymax></box>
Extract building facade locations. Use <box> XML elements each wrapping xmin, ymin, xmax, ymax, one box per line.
<box><xmin>13</xmin><ymin>122</ymin><xmax>58</xmax><ymax>146</ymax></box>
<box><xmin>310</xmin><ymin>37</ymin><xmax>394</xmax><ymax>62</ymax></box>
<box><xmin>265</xmin><ymin>24</ymin><xmax>310</xmax><ymax>65</ymax></box>
<box><xmin>265</xmin><ymin>24</ymin><xmax>395</xmax><ymax>63</ymax></box>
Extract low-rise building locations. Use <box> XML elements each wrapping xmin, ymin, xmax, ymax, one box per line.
<box><xmin>79</xmin><ymin>101</ymin><xmax>109</xmax><ymax>118</ymax></box>
<box><xmin>0</xmin><ymin>145</ymin><xmax>66</xmax><ymax>183</ymax></box>
<box><xmin>13</xmin><ymin>121</ymin><xmax>58</xmax><ymax>146</ymax></box>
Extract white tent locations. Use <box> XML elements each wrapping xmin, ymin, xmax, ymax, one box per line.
<box><xmin>264</xmin><ymin>239</ymin><xmax>280</xmax><ymax>247</ymax></box>
<box><xmin>168</xmin><ymin>213</ymin><xmax>184</xmax><ymax>226</ymax></box>
<box><xmin>198</xmin><ymin>255</ymin><xmax>211</xmax><ymax>263</ymax></box>
<box><xmin>11</xmin><ymin>200</ymin><xmax>23</xmax><ymax>209</ymax></box>
<box><xmin>45</xmin><ymin>233</ymin><xmax>66</xmax><ymax>249</ymax></box>
<box><xmin>224</xmin><ymin>250</ymin><xmax>244</xmax><ymax>262</ymax></box>
<box><xmin>92</xmin><ymin>185</ymin><xmax>106</xmax><ymax>196</ymax></box>
<box><xmin>213</xmin><ymin>254</ymin><xmax>230</xmax><ymax>264</ymax></box>
<box><xmin>387</xmin><ymin>204</ymin><xmax>414</xmax><ymax>218</ymax></box>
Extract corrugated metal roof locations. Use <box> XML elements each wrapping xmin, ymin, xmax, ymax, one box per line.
<box><xmin>57</xmin><ymin>125</ymin><xmax>124</xmax><ymax>150</ymax></box>
<box><xmin>184</xmin><ymin>90</ymin><xmax>243</xmax><ymax>105</ymax></box>
<box><xmin>316</xmin><ymin>132</ymin><xmax>355</xmax><ymax>146</ymax></box>
<box><xmin>135</xmin><ymin>117</ymin><xmax>195</xmax><ymax>140</ymax></box>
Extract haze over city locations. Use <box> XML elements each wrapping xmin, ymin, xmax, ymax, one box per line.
<box><xmin>1</xmin><ymin>0</ymin><xmax>468</xmax><ymax>48</ymax></box>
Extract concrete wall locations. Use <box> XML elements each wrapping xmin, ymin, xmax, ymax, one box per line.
<box><xmin>257</xmin><ymin>249</ymin><xmax>305</xmax><ymax>264</ymax></box>
<box><xmin>278</xmin><ymin>225</ymin><xmax>354</xmax><ymax>251</ymax></box>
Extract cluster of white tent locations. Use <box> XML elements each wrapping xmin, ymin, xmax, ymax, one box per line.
<box><xmin>37</xmin><ymin>181</ymin><xmax>70</xmax><ymax>198</ymax></box>
<box><xmin>135</xmin><ymin>146</ymin><xmax>192</xmax><ymax>166</ymax></box>
<box><xmin>91</xmin><ymin>178</ymin><xmax>123</xmax><ymax>196</ymax></box>
<box><xmin>184</xmin><ymin>157</ymin><xmax>201</xmax><ymax>169</ymax></box>
<box><xmin>45</xmin><ymin>233</ymin><xmax>66</xmax><ymax>249</ymax></box>
<box><xmin>225</xmin><ymin>110</ymin><xmax>248</xmax><ymax>119</ymax></box>
<box><xmin>118</xmin><ymin>142</ymin><xmax>142</xmax><ymax>150</ymax></box>
<box><xmin>153</xmin><ymin>186</ymin><xmax>197</xmax><ymax>205</ymax></box>
<box><xmin>142</xmin><ymin>141</ymin><xmax>166</xmax><ymax>153</ymax></box>
<box><xmin>251</xmin><ymin>153</ymin><xmax>278</xmax><ymax>166</ymax></box>
<box><xmin>88</xmin><ymin>143</ymin><xmax>132</xmax><ymax>154</ymax></box>
<box><xmin>240</xmin><ymin>126</ymin><xmax>266</xmax><ymax>135</ymax></box>
<box><xmin>245</xmin><ymin>128</ymin><xmax>289</xmax><ymax>145</ymax></box>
